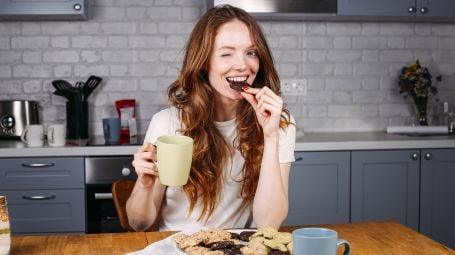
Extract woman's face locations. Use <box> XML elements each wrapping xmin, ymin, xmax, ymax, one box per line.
<box><xmin>208</xmin><ymin>19</ymin><xmax>260</xmax><ymax>101</ymax></box>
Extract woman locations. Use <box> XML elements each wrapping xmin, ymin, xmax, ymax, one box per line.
<box><xmin>126</xmin><ymin>4</ymin><xmax>296</xmax><ymax>232</ymax></box>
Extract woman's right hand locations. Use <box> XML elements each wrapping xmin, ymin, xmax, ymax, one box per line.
<box><xmin>132</xmin><ymin>143</ymin><xmax>159</xmax><ymax>188</ymax></box>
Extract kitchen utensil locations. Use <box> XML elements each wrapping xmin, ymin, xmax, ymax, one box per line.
<box><xmin>51</xmin><ymin>80</ymin><xmax>72</xmax><ymax>91</ymax></box>
<box><xmin>82</xmin><ymin>76</ymin><xmax>102</xmax><ymax>101</ymax></box>
<box><xmin>53</xmin><ymin>90</ymin><xmax>73</xmax><ymax>100</ymax></box>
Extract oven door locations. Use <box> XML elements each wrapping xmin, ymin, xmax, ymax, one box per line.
<box><xmin>85</xmin><ymin>156</ymin><xmax>136</xmax><ymax>233</ymax></box>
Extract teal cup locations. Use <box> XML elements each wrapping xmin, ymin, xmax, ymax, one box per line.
<box><xmin>292</xmin><ymin>228</ymin><xmax>351</xmax><ymax>255</ymax></box>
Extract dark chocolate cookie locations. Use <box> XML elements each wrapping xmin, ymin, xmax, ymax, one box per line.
<box><xmin>210</xmin><ymin>241</ymin><xmax>234</xmax><ymax>250</ymax></box>
<box><xmin>269</xmin><ymin>251</ymin><xmax>291</xmax><ymax>255</ymax></box>
<box><xmin>230</xmin><ymin>232</ymin><xmax>240</xmax><ymax>240</ymax></box>
<box><xmin>239</xmin><ymin>231</ymin><xmax>256</xmax><ymax>242</ymax></box>
<box><xmin>220</xmin><ymin>247</ymin><xmax>242</xmax><ymax>255</ymax></box>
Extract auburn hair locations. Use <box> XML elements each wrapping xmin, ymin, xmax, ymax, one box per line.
<box><xmin>167</xmin><ymin>5</ymin><xmax>292</xmax><ymax>221</ymax></box>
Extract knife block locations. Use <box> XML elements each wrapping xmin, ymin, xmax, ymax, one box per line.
<box><xmin>66</xmin><ymin>100</ymin><xmax>88</xmax><ymax>139</ymax></box>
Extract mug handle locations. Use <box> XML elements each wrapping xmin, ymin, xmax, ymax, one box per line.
<box><xmin>48</xmin><ymin>127</ymin><xmax>55</xmax><ymax>144</ymax></box>
<box><xmin>21</xmin><ymin>128</ymin><xmax>29</xmax><ymax>144</ymax></box>
<box><xmin>337</xmin><ymin>239</ymin><xmax>351</xmax><ymax>255</ymax></box>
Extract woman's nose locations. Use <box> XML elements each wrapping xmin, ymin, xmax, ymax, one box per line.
<box><xmin>233</xmin><ymin>54</ymin><xmax>247</xmax><ymax>70</ymax></box>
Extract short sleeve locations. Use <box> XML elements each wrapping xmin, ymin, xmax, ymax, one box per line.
<box><xmin>143</xmin><ymin>107</ymin><xmax>181</xmax><ymax>145</ymax></box>
<box><xmin>278</xmin><ymin>113</ymin><xmax>297</xmax><ymax>163</ymax></box>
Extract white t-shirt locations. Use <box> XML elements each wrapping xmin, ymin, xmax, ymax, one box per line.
<box><xmin>143</xmin><ymin>107</ymin><xmax>296</xmax><ymax>232</ymax></box>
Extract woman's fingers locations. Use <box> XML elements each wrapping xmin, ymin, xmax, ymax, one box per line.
<box><xmin>133</xmin><ymin>143</ymin><xmax>159</xmax><ymax>179</ymax></box>
<box><xmin>242</xmin><ymin>86</ymin><xmax>283</xmax><ymax>118</ymax></box>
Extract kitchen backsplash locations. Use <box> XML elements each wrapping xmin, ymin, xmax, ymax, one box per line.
<box><xmin>1</xmin><ymin>0</ymin><xmax>455</xmax><ymax>136</ymax></box>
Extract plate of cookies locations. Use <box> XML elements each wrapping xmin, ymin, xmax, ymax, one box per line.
<box><xmin>172</xmin><ymin>226</ymin><xmax>293</xmax><ymax>255</ymax></box>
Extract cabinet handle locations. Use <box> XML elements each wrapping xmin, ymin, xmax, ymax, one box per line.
<box><xmin>94</xmin><ymin>193</ymin><xmax>113</xmax><ymax>200</ymax></box>
<box><xmin>21</xmin><ymin>163</ymin><xmax>55</xmax><ymax>168</ymax></box>
<box><xmin>295</xmin><ymin>156</ymin><xmax>303</xmax><ymax>162</ymax></box>
<box><xmin>411</xmin><ymin>153</ymin><xmax>419</xmax><ymax>160</ymax></box>
<box><xmin>408</xmin><ymin>6</ymin><xmax>416</xmax><ymax>13</ymax></box>
<box><xmin>22</xmin><ymin>195</ymin><xmax>56</xmax><ymax>200</ymax></box>
<box><xmin>424</xmin><ymin>153</ymin><xmax>432</xmax><ymax>160</ymax></box>
<box><xmin>420</xmin><ymin>7</ymin><xmax>429</xmax><ymax>14</ymax></box>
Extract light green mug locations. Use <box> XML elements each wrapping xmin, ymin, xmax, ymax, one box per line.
<box><xmin>155</xmin><ymin>135</ymin><xmax>193</xmax><ymax>186</ymax></box>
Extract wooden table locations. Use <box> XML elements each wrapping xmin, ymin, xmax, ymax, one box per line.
<box><xmin>11</xmin><ymin>222</ymin><xmax>454</xmax><ymax>255</ymax></box>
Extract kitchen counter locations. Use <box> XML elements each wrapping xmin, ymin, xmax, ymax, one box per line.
<box><xmin>1</xmin><ymin>132</ymin><xmax>455</xmax><ymax>157</ymax></box>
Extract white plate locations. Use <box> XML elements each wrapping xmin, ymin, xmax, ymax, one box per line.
<box><xmin>173</xmin><ymin>229</ymin><xmax>255</xmax><ymax>255</ymax></box>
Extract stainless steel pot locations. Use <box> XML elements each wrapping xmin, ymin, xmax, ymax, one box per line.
<box><xmin>0</xmin><ymin>100</ymin><xmax>40</xmax><ymax>138</ymax></box>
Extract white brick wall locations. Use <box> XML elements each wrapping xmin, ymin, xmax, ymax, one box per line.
<box><xmin>1</xmin><ymin>0</ymin><xmax>455</xmax><ymax>135</ymax></box>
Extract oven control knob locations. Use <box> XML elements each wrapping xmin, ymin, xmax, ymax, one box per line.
<box><xmin>121</xmin><ymin>167</ymin><xmax>131</xmax><ymax>176</ymax></box>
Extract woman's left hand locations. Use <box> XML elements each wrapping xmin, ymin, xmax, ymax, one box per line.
<box><xmin>241</xmin><ymin>86</ymin><xmax>283</xmax><ymax>138</ymax></box>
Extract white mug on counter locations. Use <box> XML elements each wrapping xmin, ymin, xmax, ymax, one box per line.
<box><xmin>20</xmin><ymin>124</ymin><xmax>44</xmax><ymax>147</ymax></box>
<box><xmin>47</xmin><ymin>124</ymin><xmax>66</xmax><ymax>147</ymax></box>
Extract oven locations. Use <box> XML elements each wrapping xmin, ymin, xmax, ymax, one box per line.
<box><xmin>85</xmin><ymin>156</ymin><xmax>136</xmax><ymax>233</ymax></box>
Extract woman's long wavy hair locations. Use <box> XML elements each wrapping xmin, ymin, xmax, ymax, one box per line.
<box><xmin>167</xmin><ymin>5</ymin><xmax>292</xmax><ymax>221</ymax></box>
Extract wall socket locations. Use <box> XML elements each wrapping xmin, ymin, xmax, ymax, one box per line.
<box><xmin>281</xmin><ymin>79</ymin><xmax>307</xmax><ymax>96</ymax></box>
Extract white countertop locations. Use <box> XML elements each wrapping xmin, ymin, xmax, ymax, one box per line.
<box><xmin>1</xmin><ymin>132</ymin><xmax>455</xmax><ymax>158</ymax></box>
<box><xmin>295</xmin><ymin>132</ymin><xmax>455</xmax><ymax>151</ymax></box>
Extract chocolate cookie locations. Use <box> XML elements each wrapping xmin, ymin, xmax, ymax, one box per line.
<box><xmin>230</xmin><ymin>232</ymin><xmax>240</xmax><ymax>240</ymax></box>
<box><xmin>210</xmin><ymin>241</ymin><xmax>234</xmax><ymax>250</ymax></box>
<box><xmin>239</xmin><ymin>231</ymin><xmax>256</xmax><ymax>242</ymax></box>
<box><xmin>269</xmin><ymin>251</ymin><xmax>291</xmax><ymax>255</ymax></box>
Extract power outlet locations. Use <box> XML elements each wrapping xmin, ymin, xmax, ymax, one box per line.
<box><xmin>281</xmin><ymin>79</ymin><xmax>307</xmax><ymax>96</ymax></box>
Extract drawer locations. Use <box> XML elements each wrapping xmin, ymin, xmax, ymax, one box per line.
<box><xmin>1</xmin><ymin>189</ymin><xmax>85</xmax><ymax>234</ymax></box>
<box><xmin>0</xmin><ymin>157</ymin><xmax>84</xmax><ymax>189</ymax></box>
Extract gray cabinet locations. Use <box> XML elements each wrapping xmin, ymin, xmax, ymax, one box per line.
<box><xmin>420</xmin><ymin>149</ymin><xmax>455</xmax><ymax>249</ymax></box>
<box><xmin>0</xmin><ymin>0</ymin><xmax>89</xmax><ymax>21</ymax></box>
<box><xmin>351</xmin><ymin>150</ymin><xmax>420</xmax><ymax>231</ymax></box>
<box><xmin>351</xmin><ymin>148</ymin><xmax>455</xmax><ymax>249</ymax></box>
<box><xmin>0</xmin><ymin>157</ymin><xmax>85</xmax><ymax>235</ymax></box>
<box><xmin>284</xmin><ymin>151</ymin><xmax>350</xmax><ymax>226</ymax></box>
<box><xmin>338</xmin><ymin>0</ymin><xmax>455</xmax><ymax>18</ymax></box>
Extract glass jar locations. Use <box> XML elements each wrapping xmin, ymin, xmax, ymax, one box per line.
<box><xmin>0</xmin><ymin>196</ymin><xmax>10</xmax><ymax>255</ymax></box>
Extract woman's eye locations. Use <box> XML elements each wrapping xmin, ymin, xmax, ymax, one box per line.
<box><xmin>247</xmin><ymin>50</ymin><xmax>258</xmax><ymax>57</ymax></box>
<box><xmin>221</xmin><ymin>53</ymin><xmax>231</xmax><ymax>57</ymax></box>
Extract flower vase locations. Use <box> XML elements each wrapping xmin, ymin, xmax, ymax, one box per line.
<box><xmin>414</xmin><ymin>96</ymin><xmax>428</xmax><ymax>126</ymax></box>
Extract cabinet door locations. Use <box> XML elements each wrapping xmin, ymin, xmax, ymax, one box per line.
<box><xmin>417</xmin><ymin>0</ymin><xmax>455</xmax><ymax>17</ymax></box>
<box><xmin>0</xmin><ymin>0</ymin><xmax>88</xmax><ymax>20</ymax></box>
<box><xmin>0</xmin><ymin>157</ymin><xmax>84</xmax><ymax>190</ymax></box>
<box><xmin>338</xmin><ymin>0</ymin><xmax>415</xmax><ymax>16</ymax></box>
<box><xmin>420</xmin><ymin>149</ymin><xmax>455</xmax><ymax>249</ymax></box>
<box><xmin>283</xmin><ymin>151</ymin><xmax>350</xmax><ymax>226</ymax></box>
<box><xmin>351</xmin><ymin>150</ymin><xmax>420</xmax><ymax>231</ymax></box>
<box><xmin>1</xmin><ymin>189</ymin><xmax>85</xmax><ymax>234</ymax></box>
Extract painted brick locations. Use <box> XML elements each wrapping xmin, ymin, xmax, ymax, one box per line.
<box><xmin>51</xmin><ymin>36</ymin><xmax>70</xmax><ymax>48</ymax></box>
<box><xmin>43</xmin><ymin>51</ymin><xmax>79</xmax><ymax>63</ymax></box>
<box><xmin>146</xmin><ymin>7</ymin><xmax>182</xmax><ymax>21</ymax></box>
<box><xmin>126</xmin><ymin>7</ymin><xmax>147</xmax><ymax>20</ymax></box>
<box><xmin>327</xmin><ymin>50</ymin><xmax>361</xmax><ymax>62</ymax></box>
<box><xmin>22</xmin><ymin>51</ymin><xmax>42</xmax><ymax>64</ymax></box>
<box><xmin>53</xmin><ymin>65</ymin><xmax>72</xmax><ymax>77</ymax></box>
<box><xmin>23</xmin><ymin>80</ymin><xmax>42</xmax><ymax>93</ymax></box>
<box><xmin>0</xmin><ymin>37</ymin><xmax>10</xmax><ymax>50</ymax></box>
<box><xmin>81</xmin><ymin>51</ymin><xmax>102</xmax><ymax>63</ymax></box>
<box><xmin>0</xmin><ymin>52</ymin><xmax>21</xmax><ymax>64</ymax></box>
<box><xmin>41</xmin><ymin>22</ymin><xmax>81</xmax><ymax>35</ymax></box>
<box><xmin>352</xmin><ymin>91</ymin><xmax>386</xmax><ymax>103</ymax></box>
<box><xmin>334</xmin><ymin>63</ymin><xmax>353</xmax><ymax>75</ymax></box>
<box><xmin>13</xmin><ymin>65</ymin><xmax>52</xmax><ymax>78</ymax></box>
<box><xmin>326</xmin><ymin>78</ymin><xmax>361</xmax><ymax>90</ymax></box>
<box><xmin>72</xmin><ymin>36</ymin><xmax>108</xmax><ymax>48</ymax></box>
<box><xmin>12</xmin><ymin>36</ymin><xmax>49</xmax><ymax>49</ymax></box>
<box><xmin>334</xmin><ymin>36</ymin><xmax>351</xmax><ymax>49</ymax></box>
